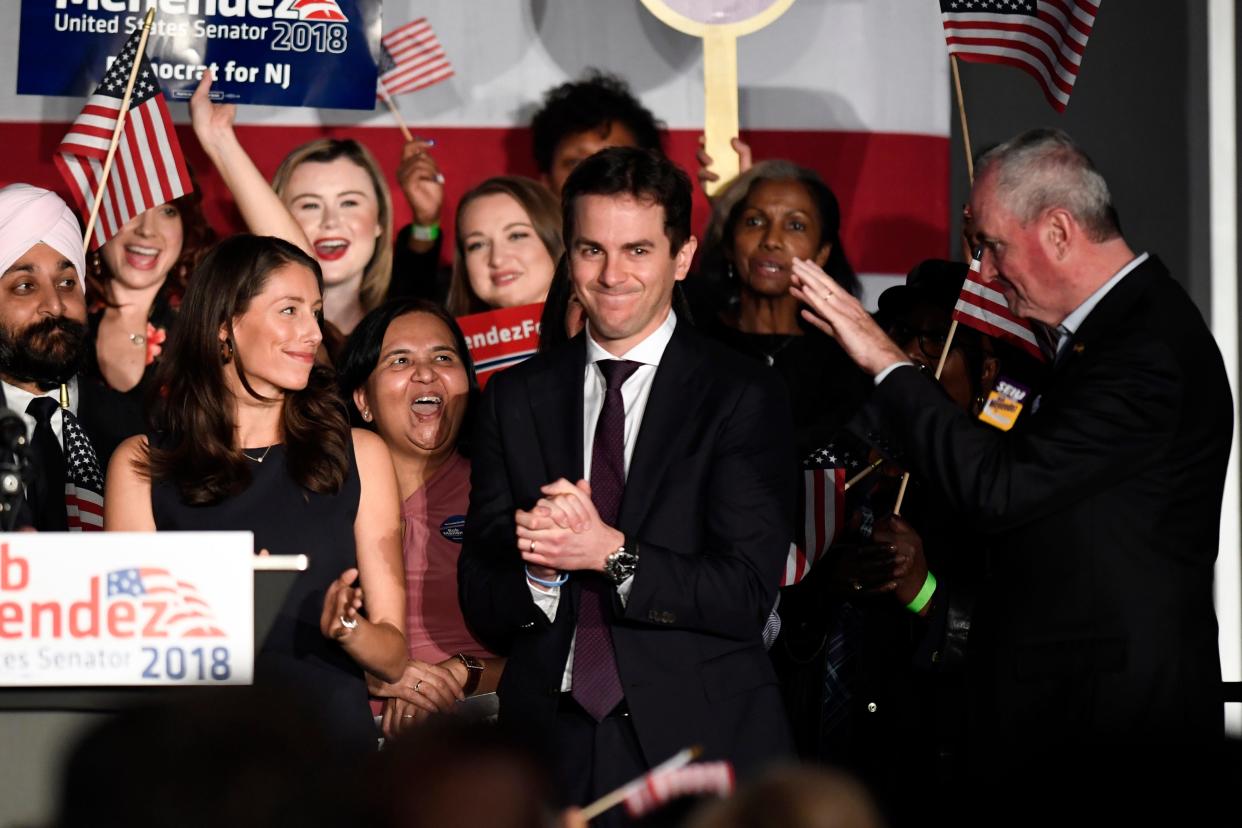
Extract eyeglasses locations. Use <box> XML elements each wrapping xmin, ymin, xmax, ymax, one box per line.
<box><xmin>887</xmin><ymin>322</ymin><xmax>949</xmax><ymax>362</ymax></box>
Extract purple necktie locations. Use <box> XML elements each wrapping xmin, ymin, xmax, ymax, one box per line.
<box><xmin>572</xmin><ymin>359</ymin><xmax>641</xmax><ymax>721</ymax></box>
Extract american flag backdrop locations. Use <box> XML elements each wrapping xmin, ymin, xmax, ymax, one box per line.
<box><xmin>939</xmin><ymin>0</ymin><xmax>1100</xmax><ymax>113</ymax></box>
<box><xmin>378</xmin><ymin>18</ymin><xmax>455</xmax><ymax>98</ymax></box>
<box><xmin>952</xmin><ymin>250</ymin><xmax>1047</xmax><ymax>361</ymax></box>
<box><xmin>53</xmin><ymin>25</ymin><xmax>192</xmax><ymax>249</ymax></box>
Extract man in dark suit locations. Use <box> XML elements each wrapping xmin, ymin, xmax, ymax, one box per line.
<box><xmin>0</xmin><ymin>184</ymin><xmax>137</xmax><ymax>531</ymax></box>
<box><xmin>460</xmin><ymin>148</ymin><xmax>795</xmax><ymax>816</ymax></box>
<box><xmin>789</xmin><ymin>129</ymin><xmax>1232</xmax><ymax>798</ymax></box>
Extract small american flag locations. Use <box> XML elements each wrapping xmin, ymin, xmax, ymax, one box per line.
<box><xmin>107</xmin><ymin>568</ymin><xmax>225</xmax><ymax>637</ymax></box>
<box><xmin>54</xmin><ymin>26</ymin><xmax>192</xmax><ymax>250</ymax></box>
<box><xmin>377</xmin><ymin>18</ymin><xmax>454</xmax><ymax>98</ymax></box>
<box><xmin>782</xmin><ymin>449</ymin><xmax>846</xmax><ymax>587</ymax></box>
<box><xmin>62</xmin><ymin>409</ymin><xmax>103</xmax><ymax>531</ymax></box>
<box><xmin>623</xmin><ymin>762</ymin><xmax>734</xmax><ymax>818</ymax></box>
<box><xmin>953</xmin><ymin>249</ymin><xmax>1046</xmax><ymax>362</ymax></box>
<box><xmin>939</xmin><ymin>0</ymin><xmax>1100</xmax><ymax>113</ymax></box>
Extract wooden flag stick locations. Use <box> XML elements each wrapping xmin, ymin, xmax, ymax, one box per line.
<box><xmin>81</xmin><ymin>8</ymin><xmax>157</xmax><ymax>248</ymax></box>
<box><xmin>579</xmin><ymin>746</ymin><xmax>701</xmax><ymax>822</ymax></box>
<box><xmin>843</xmin><ymin>457</ymin><xmax>884</xmax><ymax>492</ymax></box>
<box><xmin>893</xmin><ymin>318</ymin><xmax>961</xmax><ymax>516</ymax></box>
<box><xmin>378</xmin><ymin>84</ymin><xmax>415</xmax><ymax>143</ymax></box>
<box><xmin>950</xmin><ymin>55</ymin><xmax>975</xmax><ymax>186</ymax></box>
<box><xmin>894</xmin><ymin>57</ymin><xmax>975</xmax><ymax>516</ymax></box>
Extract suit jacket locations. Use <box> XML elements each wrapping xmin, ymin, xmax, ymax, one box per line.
<box><xmin>855</xmin><ymin>255</ymin><xmax>1232</xmax><ymax>748</ymax></box>
<box><xmin>459</xmin><ymin>321</ymin><xmax>796</xmax><ymax>773</ymax></box>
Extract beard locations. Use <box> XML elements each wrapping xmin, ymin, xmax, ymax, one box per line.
<box><xmin>0</xmin><ymin>316</ymin><xmax>89</xmax><ymax>392</ymax></box>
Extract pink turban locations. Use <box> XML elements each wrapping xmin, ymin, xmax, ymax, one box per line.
<box><xmin>0</xmin><ymin>184</ymin><xmax>86</xmax><ymax>292</ymax></box>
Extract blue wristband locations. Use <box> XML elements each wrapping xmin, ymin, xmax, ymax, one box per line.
<box><xmin>526</xmin><ymin>566</ymin><xmax>568</xmax><ymax>588</ymax></box>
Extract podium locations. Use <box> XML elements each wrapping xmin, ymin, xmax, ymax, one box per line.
<box><xmin>0</xmin><ymin>540</ymin><xmax>306</xmax><ymax>826</ymax></box>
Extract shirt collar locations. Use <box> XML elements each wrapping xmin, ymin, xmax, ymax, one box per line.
<box><xmin>1059</xmin><ymin>252</ymin><xmax>1149</xmax><ymax>338</ymax></box>
<box><xmin>0</xmin><ymin>377</ymin><xmax>79</xmax><ymax>416</ymax></box>
<box><xmin>585</xmin><ymin>309</ymin><xmax>678</xmax><ymax>368</ymax></box>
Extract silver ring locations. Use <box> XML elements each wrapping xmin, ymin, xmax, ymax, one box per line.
<box><xmin>340</xmin><ymin>614</ymin><xmax>358</xmax><ymax>629</ymax></box>
<box><xmin>414</xmin><ymin>680</ymin><xmax>424</xmax><ymax>693</ymax></box>
<box><xmin>530</xmin><ymin>539</ymin><xmax>537</xmax><ymax>553</ymax></box>
<box><xmin>402</xmin><ymin>714</ymin><xmax>415</xmax><ymax>719</ymax></box>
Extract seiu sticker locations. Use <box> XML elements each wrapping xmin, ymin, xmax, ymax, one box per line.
<box><xmin>978</xmin><ymin>378</ymin><xmax>1030</xmax><ymax>432</ymax></box>
<box><xmin>440</xmin><ymin>515</ymin><xmax>465</xmax><ymax>544</ymax></box>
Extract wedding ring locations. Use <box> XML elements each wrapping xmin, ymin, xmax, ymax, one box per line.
<box><xmin>414</xmin><ymin>680</ymin><xmax>424</xmax><ymax>693</ymax></box>
<box><xmin>402</xmin><ymin>714</ymin><xmax>415</xmax><ymax>719</ymax></box>
<box><xmin>340</xmin><ymin>615</ymin><xmax>358</xmax><ymax>629</ymax></box>
<box><xmin>530</xmin><ymin>539</ymin><xmax>537</xmax><ymax>553</ymax></box>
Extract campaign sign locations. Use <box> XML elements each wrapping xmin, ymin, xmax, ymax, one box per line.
<box><xmin>0</xmin><ymin>532</ymin><xmax>254</xmax><ymax>686</ymax></box>
<box><xmin>17</xmin><ymin>0</ymin><xmax>382</xmax><ymax>109</ymax></box>
<box><xmin>457</xmin><ymin>303</ymin><xmax>543</xmax><ymax>388</ymax></box>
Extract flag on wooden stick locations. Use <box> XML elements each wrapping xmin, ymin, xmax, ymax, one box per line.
<box><xmin>378</xmin><ymin>18</ymin><xmax>454</xmax><ymax>97</ymax></box>
<box><xmin>939</xmin><ymin>0</ymin><xmax>1100</xmax><ymax>113</ymax></box>
<box><xmin>54</xmin><ymin>25</ymin><xmax>191</xmax><ymax>250</ymax></box>
<box><xmin>782</xmin><ymin>452</ymin><xmax>846</xmax><ymax>587</ymax></box>
<box><xmin>623</xmin><ymin>762</ymin><xmax>735</xmax><ymax>818</ymax></box>
<box><xmin>952</xmin><ymin>250</ymin><xmax>1047</xmax><ymax>362</ymax></box>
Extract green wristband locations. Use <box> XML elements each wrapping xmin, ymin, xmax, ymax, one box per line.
<box><xmin>905</xmin><ymin>571</ymin><xmax>937</xmax><ymax>614</ymax></box>
<box><xmin>411</xmin><ymin>222</ymin><xmax>440</xmax><ymax>242</ymax></box>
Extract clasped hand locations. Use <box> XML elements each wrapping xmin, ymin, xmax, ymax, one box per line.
<box><xmin>516</xmin><ymin>478</ymin><xmax>623</xmax><ymax>577</ymax></box>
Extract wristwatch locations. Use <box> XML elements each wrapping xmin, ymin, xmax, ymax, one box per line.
<box><xmin>455</xmin><ymin>652</ymin><xmax>484</xmax><ymax>696</ymax></box>
<box><xmin>604</xmin><ymin>540</ymin><xmax>639</xmax><ymax>585</ymax></box>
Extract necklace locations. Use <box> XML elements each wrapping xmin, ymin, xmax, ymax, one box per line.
<box><xmin>241</xmin><ymin>445</ymin><xmax>274</xmax><ymax>464</ymax></box>
<box><xmin>760</xmin><ymin>335</ymin><xmax>797</xmax><ymax>366</ymax></box>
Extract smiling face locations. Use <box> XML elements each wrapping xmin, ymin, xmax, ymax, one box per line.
<box><xmin>570</xmin><ymin>193</ymin><xmax>695</xmax><ymax>356</ymax></box>
<box><xmin>283</xmin><ymin>157</ymin><xmax>382</xmax><ymax>290</ymax></box>
<box><xmin>355</xmin><ymin>311</ymin><xmax>469</xmax><ymax>462</ymax></box>
<box><xmin>731</xmin><ymin>178</ymin><xmax>831</xmax><ymax>297</ymax></box>
<box><xmin>100</xmin><ymin>202</ymin><xmax>184</xmax><ymax>295</ymax></box>
<box><xmin>227</xmin><ymin>263</ymin><xmax>323</xmax><ymax>399</ymax></box>
<box><xmin>459</xmin><ymin>193</ymin><xmax>557</xmax><ymax>310</ymax></box>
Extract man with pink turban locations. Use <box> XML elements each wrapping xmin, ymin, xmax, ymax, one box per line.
<box><xmin>0</xmin><ymin>184</ymin><xmax>137</xmax><ymax>530</ymax></box>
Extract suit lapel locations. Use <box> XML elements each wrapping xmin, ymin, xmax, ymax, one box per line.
<box><xmin>617</xmin><ymin>325</ymin><xmax>709</xmax><ymax>534</ymax></box>
<box><xmin>528</xmin><ymin>336</ymin><xmax>586</xmax><ymax>484</ymax></box>
<box><xmin>1054</xmin><ymin>256</ymin><xmax>1162</xmax><ymax>376</ymax></box>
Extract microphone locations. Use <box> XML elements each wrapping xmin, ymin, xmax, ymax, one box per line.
<box><xmin>0</xmin><ymin>406</ymin><xmax>26</xmax><ymax>454</ymax></box>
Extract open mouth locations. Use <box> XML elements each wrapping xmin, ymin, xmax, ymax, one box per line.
<box><xmin>490</xmin><ymin>270</ymin><xmax>520</xmax><ymax>287</ymax></box>
<box><xmin>123</xmin><ymin>244</ymin><xmax>161</xmax><ymax>270</ymax></box>
<box><xmin>749</xmin><ymin>257</ymin><xmax>788</xmax><ymax>277</ymax></box>
<box><xmin>314</xmin><ymin>238</ymin><xmax>349</xmax><ymax>262</ymax></box>
<box><xmin>411</xmin><ymin>394</ymin><xmax>443</xmax><ymax>417</ymax></box>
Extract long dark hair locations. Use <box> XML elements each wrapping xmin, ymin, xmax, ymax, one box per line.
<box><xmin>338</xmin><ymin>298</ymin><xmax>479</xmax><ymax>458</ymax></box>
<box><xmin>145</xmin><ymin>234</ymin><xmax>350</xmax><ymax>504</ymax></box>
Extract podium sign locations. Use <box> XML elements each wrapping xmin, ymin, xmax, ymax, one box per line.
<box><xmin>0</xmin><ymin>533</ymin><xmax>254</xmax><ymax>687</ymax></box>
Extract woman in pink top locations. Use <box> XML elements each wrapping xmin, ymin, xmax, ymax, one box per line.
<box><xmin>340</xmin><ymin>298</ymin><xmax>503</xmax><ymax>738</ymax></box>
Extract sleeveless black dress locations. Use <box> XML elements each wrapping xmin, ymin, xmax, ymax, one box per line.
<box><xmin>150</xmin><ymin>438</ymin><xmax>375</xmax><ymax>753</ymax></box>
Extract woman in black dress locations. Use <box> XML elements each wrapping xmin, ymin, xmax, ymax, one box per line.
<box><xmin>104</xmin><ymin>235</ymin><xmax>407</xmax><ymax>752</ymax></box>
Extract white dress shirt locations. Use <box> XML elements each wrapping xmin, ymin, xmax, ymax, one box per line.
<box><xmin>528</xmin><ymin>309</ymin><xmax>678</xmax><ymax>690</ymax></box>
<box><xmin>2</xmin><ymin>377</ymin><xmax>79</xmax><ymax>449</ymax></box>
<box><xmin>1053</xmin><ymin>252</ymin><xmax>1148</xmax><ymax>356</ymax></box>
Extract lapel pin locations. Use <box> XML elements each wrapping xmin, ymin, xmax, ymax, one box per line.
<box><xmin>1072</xmin><ymin>343</ymin><xmax>1086</xmax><ymax>355</ymax></box>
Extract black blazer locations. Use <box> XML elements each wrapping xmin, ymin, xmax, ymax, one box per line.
<box><xmin>459</xmin><ymin>321</ymin><xmax>796</xmax><ymax>773</ymax></box>
<box><xmin>855</xmin><ymin>255</ymin><xmax>1232</xmax><ymax>747</ymax></box>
